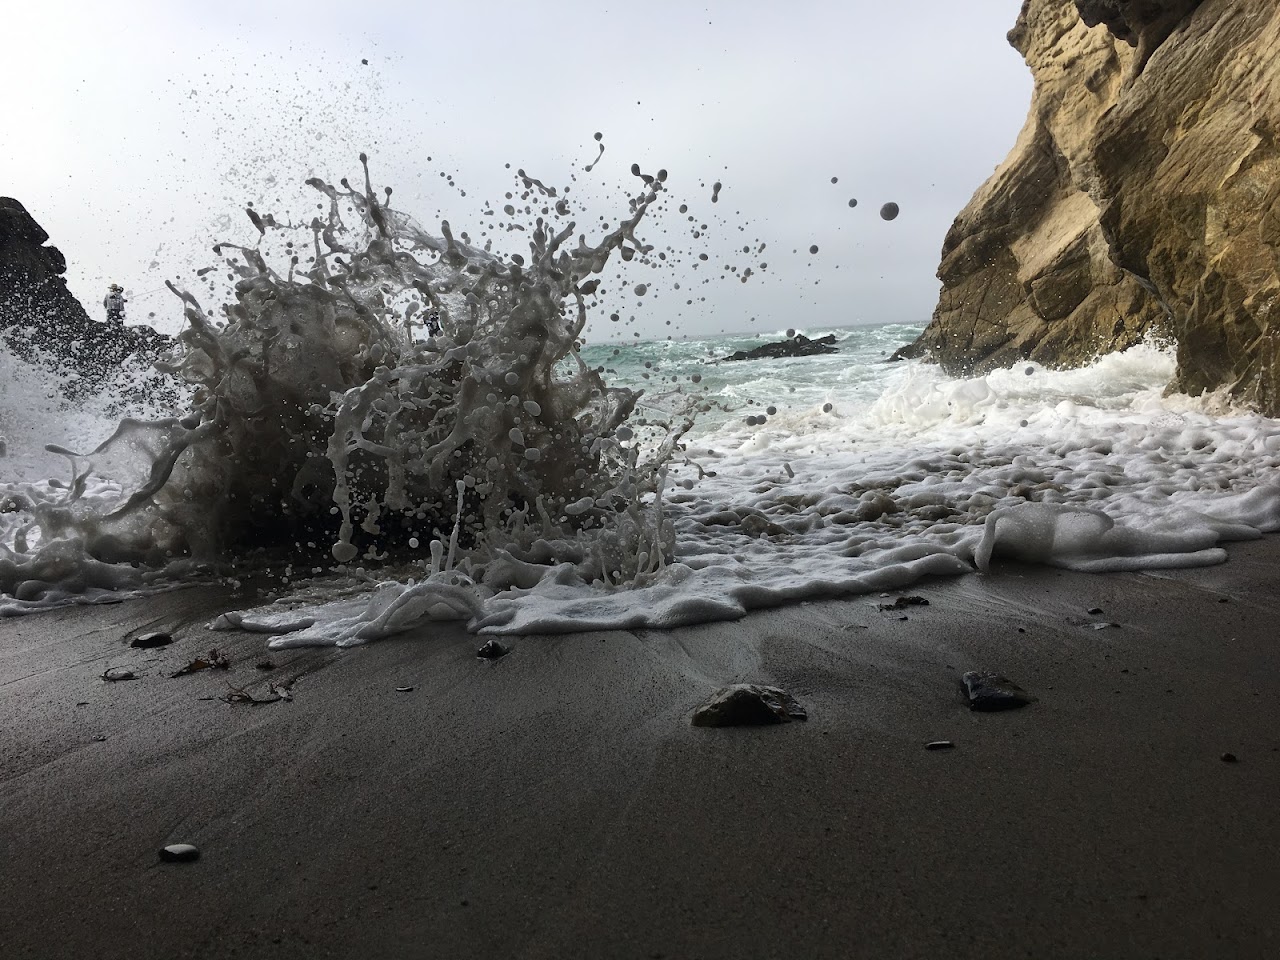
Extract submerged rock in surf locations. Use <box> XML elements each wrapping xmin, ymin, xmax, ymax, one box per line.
<box><xmin>476</xmin><ymin>639</ymin><xmax>510</xmax><ymax>660</ymax></box>
<box><xmin>962</xmin><ymin>671</ymin><xmax>1034</xmax><ymax>711</ymax></box>
<box><xmin>691</xmin><ymin>683</ymin><xmax>807</xmax><ymax>727</ymax></box>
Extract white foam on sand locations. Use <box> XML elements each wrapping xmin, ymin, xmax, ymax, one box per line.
<box><xmin>6</xmin><ymin>155</ymin><xmax>1280</xmax><ymax>641</ymax></box>
<box><xmin>211</xmin><ymin>338</ymin><xmax>1280</xmax><ymax>647</ymax></box>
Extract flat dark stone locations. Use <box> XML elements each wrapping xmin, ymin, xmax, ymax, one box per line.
<box><xmin>962</xmin><ymin>671</ymin><xmax>1034</xmax><ymax>711</ymax></box>
<box><xmin>159</xmin><ymin>843</ymin><xmax>200</xmax><ymax>863</ymax></box>
<box><xmin>925</xmin><ymin>740</ymin><xmax>955</xmax><ymax>750</ymax></box>
<box><xmin>476</xmin><ymin>639</ymin><xmax>510</xmax><ymax>660</ymax></box>
<box><xmin>130</xmin><ymin>631</ymin><xmax>173</xmax><ymax>649</ymax></box>
<box><xmin>691</xmin><ymin>684</ymin><xmax>807</xmax><ymax>727</ymax></box>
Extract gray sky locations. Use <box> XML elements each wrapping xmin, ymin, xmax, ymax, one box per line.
<box><xmin>3</xmin><ymin>0</ymin><xmax>1032</xmax><ymax>342</ymax></box>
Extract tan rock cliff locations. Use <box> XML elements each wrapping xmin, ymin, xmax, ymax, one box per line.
<box><xmin>898</xmin><ymin>0</ymin><xmax>1280</xmax><ymax>412</ymax></box>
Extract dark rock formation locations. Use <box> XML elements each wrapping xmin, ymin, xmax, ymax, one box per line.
<box><xmin>723</xmin><ymin>333</ymin><xmax>838</xmax><ymax>362</ymax></box>
<box><xmin>0</xmin><ymin>197</ymin><xmax>173</xmax><ymax>398</ymax></box>
<box><xmin>896</xmin><ymin>0</ymin><xmax>1280</xmax><ymax>413</ymax></box>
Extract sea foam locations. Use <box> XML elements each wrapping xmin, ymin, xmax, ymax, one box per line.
<box><xmin>5</xmin><ymin>161</ymin><xmax>1280</xmax><ymax>640</ymax></box>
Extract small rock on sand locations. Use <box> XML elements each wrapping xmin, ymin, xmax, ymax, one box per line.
<box><xmin>159</xmin><ymin>843</ymin><xmax>200</xmax><ymax>863</ymax></box>
<box><xmin>101</xmin><ymin>667</ymin><xmax>137</xmax><ymax>682</ymax></box>
<box><xmin>476</xmin><ymin>640</ymin><xmax>510</xmax><ymax>660</ymax></box>
<box><xmin>925</xmin><ymin>740</ymin><xmax>955</xmax><ymax>751</ymax></box>
<box><xmin>691</xmin><ymin>684</ymin><xmax>807</xmax><ymax>727</ymax></box>
<box><xmin>130</xmin><ymin>631</ymin><xmax>173</xmax><ymax>649</ymax></box>
<box><xmin>962</xmin><ymin>671</ymin><xmax>1034</xmax><ymax>711</ymax></box>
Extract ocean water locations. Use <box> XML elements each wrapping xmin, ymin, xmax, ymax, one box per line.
<box><xmin>5</xmin><ymin>163</ymin><xmax>1280</xmax><ymax>645</ymax></box>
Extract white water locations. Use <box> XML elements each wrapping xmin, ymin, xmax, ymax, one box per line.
<box><xmin>4</xmin><ymin>160</ymin><xmax>1280</xmax><ymax>644</ymax></box>
<box><xmin>226</xmin><ymin>337</ymin><xmax>1280</xmax><ymax>645</ymax></box>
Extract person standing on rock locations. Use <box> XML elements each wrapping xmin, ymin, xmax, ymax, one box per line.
<box><xmin>104</xmin><ymin>284</ymin><xmax>126</xmax><ymax>323</ymax></box>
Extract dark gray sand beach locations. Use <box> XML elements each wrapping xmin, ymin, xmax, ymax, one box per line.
<box><xmin>3</xmin><ymin>542</ymin><xmax>1279</xmax><ymax>960</ymax></box>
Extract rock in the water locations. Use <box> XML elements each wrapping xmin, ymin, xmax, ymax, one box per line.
<box><xmin>476</xmin><ymin>639</ymin><xmax>510</xmax><ymax>660</ymax></box>
<box><xmin>691</xmin><ymin>684</ymin><xmax>808</xmax><ymax>727</ymax></box>
<box><xmin>895</xmin><ymin>0</ymin><xmax>1280</xmax><ymax>413</ymax></box>
<box><xmin>130</xmin><ymin>631</ymin><xmax>173</xmax><ymax>649</ymax></box>
<box><xmin>962</xmin><ymin>671</ymin><xmax>1034</xmax><ymax>711</ymax></box>
<box><xmin>159</xmin><ymin>843</ymin><xmax>200</xmax><ymax>863</ymax></box>
<box><xmin>721</xmin><ymin>333</ymin><xmax>838</xmax><ymax>362</ymax></box>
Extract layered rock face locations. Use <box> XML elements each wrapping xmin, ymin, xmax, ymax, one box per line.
<box><xmin>898</xmin><ymin>0</ymin><xmax>1280</xmax><ymax>412</ymax></box>
<box><xmin>0</xmin><ymin>197</ymin><xmax>171</xmax><ymax>397</ymax></box>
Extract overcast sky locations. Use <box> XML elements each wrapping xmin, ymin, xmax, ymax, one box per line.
<box><xmin>3</xmin><ymin>0</ymin><xmax>1032</xmax><ymax>342</ymax></box>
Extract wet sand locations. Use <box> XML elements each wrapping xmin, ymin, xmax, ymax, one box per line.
<box><xmin>2</xmin><ymin>542</ymin><xmax>1279</xmax><ymax>959</ymax></box>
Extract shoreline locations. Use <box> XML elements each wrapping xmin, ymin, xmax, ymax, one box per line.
<box><xmin>2</xmin><ymin>540</ymin><xmax>1278</xmax><ymax>958</ymax></box>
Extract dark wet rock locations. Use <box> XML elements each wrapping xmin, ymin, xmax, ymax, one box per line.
<box><xmin>1087</xmin><ymin>606</ymin><xmax>1103</xmax><ymax>615</ymax></box>
<box><xmin>962</xmin><ymin>671</ymin><xmax>1035</xmax><ymax>711</ymax></box>
<box><xmin>0</xmin><ymin>197</ymin><xmax>177</xmax><ymax>401</ymax></box>
<box><xmin>1221</xmin><ymin>752</ymin><xmax>1238</xmax><ymax>763</ymax></box>
<box><xmin>691</xmin><ymin>683</ymin><xmax>808</xmax><ymax>727</ymax></box>
<box><xmin>395</xmin><ymin>686</ymin><xmax>415</xmax><ymax>693</ymax></box>
<box><xmin>101</xmin><ymin>667</ymin><xmax>137</xmax><ymax>682</ymax></box>
<box><xmin>722</xmin><ymin>333</ymin><xmax>838</xmax><ymax>362</ymax></box>
<box><xmin>129</xmin><ymin>631</ymin><xmax>173</xmax><ymax>649</ymax></box>
<box><xmin>925</xmin><ymin>740</ymin><xmax>955</xmax><ymax>751</ymax></box>
<box><xmin>476</xmin><ymin>639</ymin><xmax>510</xmax><ymax>660</ymax></box>
<box><xmin>159</xmin><ymin>843</ymin><xmax>200</xmax><ymax>863</ymax></box>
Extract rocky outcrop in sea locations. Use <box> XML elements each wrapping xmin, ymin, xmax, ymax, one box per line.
<box><xmin>896</xmin><ymin>0</ymin><xmax>1280</xmax><ymax>413</ymax></box>
<box><xmin>0</xmin><ymin>197</ymin><xmax>173</xmax><ymax>399</ymax></box>
<box><xmin>722</xmin><ymin>333</ymin><xmax>838</xmax><ymax>362</ymax></box>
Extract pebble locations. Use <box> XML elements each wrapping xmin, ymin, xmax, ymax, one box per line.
<box><xmin>924</xmin><ymin>740</ymin><xmax>955</xmax><ymax>751</ymax></box>
<box><xmin>1087</xmin><ymin>607</ymin><xmax>1103</xmax><ymax>615</ymax></box>
<box><xmin>159</xmin><ymin>843</ymin><xmax>200</xmax><ymax>863</ymax></box>
<box><xmin>962</xmin><ymin>671</ymin><xmax>1034</xmax><ymax>711</ymax></box>
<box><xmin>476</xmin><ymin>639</ymin><xmax>510</xmax><ymax>660</ymax></box>
<box><xmin>395</xmin><ymin>686</ymin><xmax>415</xmax><ymax>693</ymax></box>
<box><xmin>691</xmin><ymin>683</ymin><xmax>807</xmax><ymax>727</ymax></box>
<box><xmin>1221</xmin><ymin>752</ymin><xmax>1238</xmax><ymax>763</ymax></box>
<box><xmin>101</xmin><ymin>667</ymin><xmax>137</xmax><ymax>682</ymax></box>
<box><xmin>130</xmin><ymin>631</ymin><xmax>173</xmax><ymax>649</ymax></box>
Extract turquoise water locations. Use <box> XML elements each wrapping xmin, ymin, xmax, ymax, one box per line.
<box><xmin>580</xmin><ymin>322</ymin><xmax>924</xmax><ymax>435</ymax></box>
